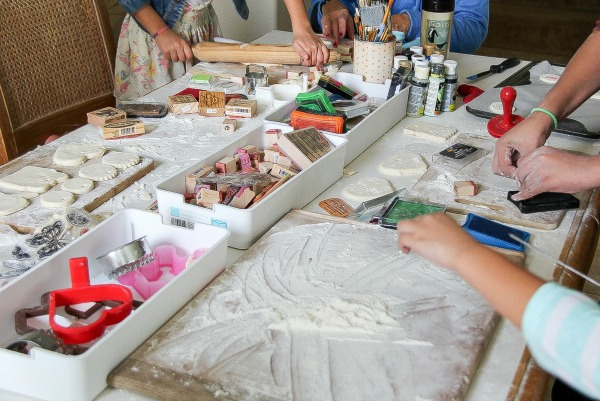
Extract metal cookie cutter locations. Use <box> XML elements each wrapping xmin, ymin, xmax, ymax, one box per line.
<box><xmin>49</xmin><ymin>257</ymin><xmax>133</xmax><ymax>345</ymax></box>
<box><xmin>245</xmin><ymin>64</ymin><xmax>268</xmax><ymax>95</ymax></box>
<box><xmin>96</xmin><ymin>236</ymin><xmax>154</xmax><ymax>279</ymax></box>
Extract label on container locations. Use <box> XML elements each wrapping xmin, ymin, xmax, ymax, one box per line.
<box><xmin>421</xmin><ymin>11</ymin><xmax>453</xmax><ymax>56</ymax></box>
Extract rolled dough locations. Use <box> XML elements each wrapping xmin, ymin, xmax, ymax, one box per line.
<box><xmin>0</xmin><ymin>193</ymin><xmax>29</xmax><ymax>216</ymax></box>
<box><xmin>79</xmin><ymin>164</ymin><xmax>118</xmax><ymax>181</ymax></box>
<box><xmin>342</xmin><ymin>177</ymin><xmax>394</xmax><ymax>203</ymax></box>
<box><xmin>53</xmin><ymin>144</ymin><xmax>106</xmax><ymax>166</ymax></box>
<box><xmin>0</xmin><ymin>166</ymin><xmax>69</xmax><ymax>193</ymax></box>
<box><xmin>102</xmin><ymin>151</ymin><xmax>140</xmax><ymax>168</ymax></box>
<box><xmin>378</xmin><ymin>151</ymin><xmax>428</xmax><ymax>176</ymax></box>
<box><xmin>40</xmin><ymin>190</ymin><xmax>75</xmax><ymax>208</ymax></box>
<box><xmin>61</xmin><ymin>177</ymin><xmax>94</xmax><ymax>194</ymax></box>
<box><xmin>403</xmin><ymin>121</ymin><xmax>458</xmax><ymax>143</ymax></box>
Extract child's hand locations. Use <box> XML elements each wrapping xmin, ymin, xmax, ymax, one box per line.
<box><xmin>396</xmin><ymin>213</ymin><xmax>478</xmax><ymax>270</ymax></box>
<box><xmin>155</xmin><ymin>29</ymin><xmax>193</xmax><ymax>62</ymax></box>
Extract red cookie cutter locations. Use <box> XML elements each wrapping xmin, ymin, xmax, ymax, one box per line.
<box><xmin>457</xmin><ymin>84</ymin><xmax>484</xmax><ymax>104</ymax></box>
<box><xmin>49</xmin><ymin>257</ymin><xmax>133</xmax><ymax>345</ymax></box>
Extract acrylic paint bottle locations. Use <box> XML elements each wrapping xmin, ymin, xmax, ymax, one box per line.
<box><xmin>423</xmin><ymin>61</ymin><xmax>445</xmax><ymax>116</ymax></box>
<box><xmin>421</xmin><ymin>0</ymin><xmax>455</xmax><ymax>58</ymax></box>
<box><xmin>406</xmin><ymin>62</ymin><xmax>430</xmax><ymax>117</ymax></box>
<box><xmin>441</xmin><ymin>60</ymin><xmax>458</xmax><ymax>111</ymax></box>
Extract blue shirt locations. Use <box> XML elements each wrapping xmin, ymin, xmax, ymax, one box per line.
<box><xmin>309</xmin><ymin>0</ymin><xmax>489</xmax><ymax>54</ymax></box>
<box><xmin>523</xmin><ymin>282</ymin><xmax>600</xmax><ymax>399</ymax></box>
<box><xmin>119</xmin><ymin>0</ymin><xmax>186</xmax><ymax>28</ymax></box>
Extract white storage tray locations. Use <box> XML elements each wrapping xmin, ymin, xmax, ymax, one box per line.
<box><xmin>264</xmin><ymin>71</ymin><xmax>409</xmax><ymax>165</ymax></box>
<box><xmin>156</xmin><ymin>123</ymin><xmax>347</xmax><ymax>249</ymax></box>
<box><xmin>0</xmin><ymin>209</ymin><xmax>229</xmax><ymax>401</ymax></box>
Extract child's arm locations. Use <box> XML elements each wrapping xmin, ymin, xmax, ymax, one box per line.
<box><xmin>396</xmin><ymin>213</ymin><xmax>544</xmax><ymax>328</ymax></box>
<box><xmin>283</xmin><ymin>0</ymin><xmax>330</xmax><ymax>69</ymax></box>
<box><xmin>133</xmin><ymin>4</ymin><xmax>193</xmax><ymax>62</ymax></box>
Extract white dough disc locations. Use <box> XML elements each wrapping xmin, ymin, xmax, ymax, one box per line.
<box><xmin>61</xmin><ymin>177</ymin><xmax>94</xmax><ymax>194</ymax></box>
<box><xmin>489</xmin><ymin>101</ymin><xmax>516</xmax><ymax>114</ymax></box>
<box><xmin>0</xmin><ymin>193</ymin><xmax>29</xmax><ymax>216</ymax></box>
<box><xmin>342</xmin><ymin>177</ymin><xmax>394</xmax><ymax>203</ymax></box>
<box><xmin>0</xmin><ymin>166</ymin><xmax>69</xmax><ymax>193</ymax></box>
<box><xmin>539</xmin><ymin>74</ymin><xmax>560</xmax><ymax>84</ymax></box>
<box><xmin>403</xmin><ymin>121</ymin><xmax>458</xmax><ymax>143</ymax></box>
<box><xmin>378</xmin><ymin>152</ymin><xmax>428</xmax><ymax>176</ymax></box>
<box><xmin>53</xmin><ymin>144</ymin><xmax>106</xmax><ymax>166</ymax></box>
<box><xmin>40</xmin><ymin>190</ymin><xmax>75</xmax><ymax>208</ymax></box>
<box><xmin>79</xmin><ymin>164</ymin><xmax>118</xmax><ymax>181</ymax></box>
<box><xmin>102</xmin><ymin>151</ymin><xmax>140</xmax><ymax>168</ymax></box>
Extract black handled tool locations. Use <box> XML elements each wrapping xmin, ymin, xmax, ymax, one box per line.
<box><xmin>466</xmin><ymin>58</ymin><xmax>520</xmax><ymax>82</ymax></box>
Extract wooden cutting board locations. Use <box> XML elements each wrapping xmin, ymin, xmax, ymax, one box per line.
<box><xmin>109</xmin><ymin>210</ymin><xmax>508</xmax><ymax>401</ymax></box>
<box><xmin>409</xmin><ymin>134</ymin><xmax>568</xmax><ymax>230</ymax></box>
<box><xmin>0</xmin><ymin>145</ymin><xmax>153</xmax><ymax>233</ymax></box>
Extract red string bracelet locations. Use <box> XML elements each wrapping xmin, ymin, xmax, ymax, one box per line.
<box><xmin>151</xmin><ymin>25</ymin><xmax>168</xmax><ymax>40</ymax></box>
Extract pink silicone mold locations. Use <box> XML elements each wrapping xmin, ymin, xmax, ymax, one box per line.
<box><xmin>118</xmin><ymin>245</ymin><xmax>206</xmax><ymax>300</ymax></box>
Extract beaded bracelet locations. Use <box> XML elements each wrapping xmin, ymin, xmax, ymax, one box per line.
<box><xmin>530</xmin><ymin>107</ymin><xmax>558</xmax><ymax>129</ymax></box>
<box><xmin>151</xmin><ymin>25</ymin><xmax>168</xmax><ymax>40</ymax></box>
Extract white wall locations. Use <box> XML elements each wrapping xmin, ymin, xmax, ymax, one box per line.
<box><xmin>212</xmin><ymin>0</ymin><xmax>312</xmax><ymax>42</ymax></box>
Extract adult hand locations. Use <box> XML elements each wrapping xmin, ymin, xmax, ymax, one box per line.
<box><xmin>396</xmin><ymin>213</ymin><xmax>478</xmax><ymax>270</ymax></box>
<box><xmin>321</xmin><ymin>0</ymin><xmax>354</xmax><ymax>46</ymax></box>
<box><xmin>155</xmin><ymin>29</ymin><xmax>193</xmax><ymax>62</ymax></box>
<box><xmin>390</xmin><ymin>13</ymin><xmax>411</xmax><ymax>34</ymax></box>
<box><xmin>512</xmin><ymin>146</ymin><xmax>599</xmax><ymax>200</ymax></box>
<box><xmin>492</xmin><ymin>112</ymin><xmax>553</xmax><ymax>178</ymax></box>
<box><xmin>293</xmin><ymin>30</ymin><xmax>330</xmax><ymax>69</ymax></box>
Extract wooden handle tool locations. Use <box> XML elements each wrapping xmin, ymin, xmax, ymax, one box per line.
<box><xmin>192</xmin><ymin>42</ymin><xmax>342</xmax><ymax>65</ymax></box>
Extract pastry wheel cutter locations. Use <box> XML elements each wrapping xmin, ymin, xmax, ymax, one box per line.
<box><xmin>96</xmin><ymin>236</ymin><xmax>154</xmax><ymax>279</ymax></box>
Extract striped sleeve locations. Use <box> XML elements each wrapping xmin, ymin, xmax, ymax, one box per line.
<box><xmin>522</xmin><ymin>282</ymin><xmax>600</xmax><ymax>399</ymax></box>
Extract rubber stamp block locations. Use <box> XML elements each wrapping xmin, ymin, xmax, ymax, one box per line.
<box><xmin>221</xmin><ymin>118</ymin><xmax>237</xmax><ymax>133</ymax></box>
<box><xmin>87</xmin><ymin>107</ymin><xmax>126</xmax><ymax>126</ymax></box>
<box><xmin>168</xmin><ymin>95</ymin><xmax>199</xmax><ymax>115</ymax></box>
<box><xmin>454</xmin><ymin>181</ymin><xmax>478</xmax><ymax>196</ymax></box>
<box><xmin>199</xmin><ymin>91</ymin><xmax>226</xmax><ymax>117</ymax></box>
<box><xmin>225</xmin><ymin>98</ymin><xmax>257</xmax><ymax>118</ymax></box>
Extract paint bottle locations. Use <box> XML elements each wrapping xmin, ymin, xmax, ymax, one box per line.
<box><xmin>406</xmin><ymin>62</ymin><xmax>430</xmax><ymax>117</ymax></box>
<box><xmin>423</xmin><ymin>61</ymin><xmax>445</xmax><ymax>116</ymax></box>
<box><xmin>421</xmin><ymin>0</ymin><xmax>455</xmax><ymax>58</ymax></box>
<box><xmin>409</xmin><ymin>45</ymin><xmax>424</xmax><ymax>56</ymax></box>
<box><xmin>441</xmin><ymin>60</ymin><xmax>458</xmax><ymax>111</ymax></box>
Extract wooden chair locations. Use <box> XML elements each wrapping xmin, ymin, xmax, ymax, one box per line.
<box><xmin>0</xmin><ymin>0</ymin><xmax>116</xmax><ymax>165</ymax></box>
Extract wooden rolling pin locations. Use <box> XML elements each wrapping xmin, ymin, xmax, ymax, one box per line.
<box><xmin>192</xmin><ymin>42</ymin><xmax>342</xmax><ymax>65</ymax></box>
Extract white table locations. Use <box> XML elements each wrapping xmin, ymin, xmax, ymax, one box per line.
<box><xmin>2</xmin><ymin>31</ymin><xmax>596</xmax><ymax>401</ymax></box>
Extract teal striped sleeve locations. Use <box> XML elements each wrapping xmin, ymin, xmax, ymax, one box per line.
<box><xmin>522</xmin><ymin>282</ymin><xmax>600</xmax><ymax>399</ymax></box>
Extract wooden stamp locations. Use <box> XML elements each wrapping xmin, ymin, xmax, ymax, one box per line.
<box><xmin>264</xmin><ymin>146</ymin><xmax>280</xmax><ymax>163</ymax></box>
<box><xmin>87</xmin><ymin>107</ymin><xmax>126</xmax><ymax>126</ymax></box>
<box><xmin>270</xmin><ymin>164</ymin><xmax>298</xmax><ymax>179</ymax></box>
<box><xmin>258</xmin><ymin>161</ymin><xmax>274</xmax><ymax>174</ymax></box>
<box><xmin>168</xmin><ymin>95</ymin><xmax>199</xmax><ymax>115</ymax></box>
<box><xmin>221</xmin><ymin>118</ymin><xmax>237</xmax><ymax>133</ymax></box>
<box><xmin>265</xmin><ymin>129</ymin><xmax>281</xmax><ymax>147</ymax></box>
<box><xmin>229</xmin><ymin>187</ymin><xmax>256</xmax><ymax>209</ymax></box>
<box><xmin>198</xmin><ymin>91</ymin><xmax>226</xmax><ymax>117</ymax></box>
<box><xmin>454</xmin><ymin>180</ymin><xmax>478</xmax><ymax>196</ymax></box>
<box><xmin>225</xmin><ymin>98</ymin><xmax>257</xmax><ymax>118</ymax></box>
<box><xmin>101</xmin><ymin>119</ymin><xmax>145</xmax><ymax>139</ymax></box>
<box><xmin>196</xmin><ymin>188</ymin><xmax>221</xmax><ymax>208</ymax></box>
<box><xmin>318</xmin><ymin>198</ymin><xmax>354</xmax><ymax>217</ymax></box>
<box><xmin>185</xmin><ymin>165</ymin><xmax>214</xmax><ymax>193</ymax></box>
<box><xmin>215</xmin><ymin>156</ymin><xmax>237</xmax><ymax>173</ymax></box>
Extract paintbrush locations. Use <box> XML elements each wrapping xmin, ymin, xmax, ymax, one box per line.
<box><xmin>375</xmin><ymin>0</ymin><xmax>395</xmax><ymax>41</ymax></box>
<box><xmin>508</xmin><ymin>233</ymin><xmax>600</xmax><ymax>288</ymax></box>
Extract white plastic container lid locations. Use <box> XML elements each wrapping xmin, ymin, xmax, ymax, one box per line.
<box><xmin>443</xmin><ymin>59</ymin><xmax>458</xmax><ymax>74</ymax></box>
<box><xmin>414</xmin><ymin>63</ymin><xmax>430</xmax><ymax>79</ymax></box>
<box><xmin>430</xmin><ymin>54</ymin><xmax>445</xmax><ymax>64</ymax></box>
<box><xmin>410</xmin><ymin>45</ymin><xmax>424</xmax><ymax>55</ymax></box>
<box><xmin>393</xmin><ymin>55</ymin><xmax>409</xmax><ymax>69</ymax></box>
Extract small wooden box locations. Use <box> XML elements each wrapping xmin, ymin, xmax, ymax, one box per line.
<box><xmin>225</xmin><ymin>98</ymin><xmax>257</xmax><ymax>118</ymax></box>
<box><xmin>221</xmin><ymin>118</ymin><xmax>237</xmax><ymax>133</ymax></box>
<box><xmin>168</xmin><ymin>95</ymin><xmax>199</xmax><ymax>115</ymax></box>
<box><xmin>198</xmin><ymin>91</ymin><xmax>226</xmax><ymax>117</ymax></box>
<box><xmin>101</xmin><ymin>119</ymin><xmax>145</xmax><ymax>139</ymax></box>
<box><xmin>454</xmin><ymin>180</ymin><xmax>478</xmax><ymax>196</ymax></box>
<box><xmin>87</xmin><ymin>107</ymin><xmax>126</xmax><ymax>126</ymax></box>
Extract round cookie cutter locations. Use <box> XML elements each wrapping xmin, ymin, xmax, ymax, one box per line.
<box><xmin>96</xmin><ymin>236</ymin><xmax>154</xmax><ymax>279</ymax></box>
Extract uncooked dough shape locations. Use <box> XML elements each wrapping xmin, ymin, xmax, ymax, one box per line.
<box><xmin>79</xmin><ymin>164</ymin><xmax>118</xmax><ymax>181</ymax></box>
<box><xmin>102</xmin><ymin>151</ymin><xmax>140</xmax><ymax>168</ymax></box>
<box><xmin>40</xmin><ymin>190</ymin><xmax>75</xmax><ymax>208</ymax></box>
<box><xmin>403</xmin><ymin>121</ymin><xmax>458</xmax><ymax>143</ymax></box>
<box><xmin>0</xmin><ymin>166</ymin><xmax>69</xmax><ymax>193</ymax></box>
<box><xmin>342</xmin><ymin>177</ymin><xmax>394</xmax><ymax>203</ymax></box>
<box><xmin>0</xmin><ymin>193</ymin><xmax>29</xmax><ymax>216</ymax></box>
<box><xmin>378</xmin><ymin>152</ymin><xmax>428</xmax><ymax>176</ymax></box>
<box><xmin>61</xmin><ymin>177</ymin><xmax>94</xmax><ymax>194</ymax></box>
<box><xmin>53</xmin><ymin>144</ymin><xmax>106</xmax><ymax>166</ymax></box>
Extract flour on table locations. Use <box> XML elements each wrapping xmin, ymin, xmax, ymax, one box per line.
<box><xmin>40</xmin><ymin>190</ymin><xmax>75</xmax><ymax>207</ymax></box>
<box><xmin>378</xmin><ymin>152</ymin><xmax>428</xmax><ymax>176</ymax></box>
<box><xmin>79</xmin><ymin>164</ymin><xmax>118</xmax><ymax>181</ymax></box>
<box><xmin>0</xmin><ymin>193</ymin><xmax>29</xmax><ymax>216</ymax></box>
<box><xmin>341</xmin><ymin>177</ymin><xmax>394</xmax><ymax>202</ymax></box>
<box><xmin>403</xmin><ymin>121</ymin><xmax>458</xmax><ymax>142</ymax></box>
<box><xmin>61</xmin><ymin>177</ymin><xmax>94</xmax><ymax>194</ymax></box>
<box><xmin>53</xmin><ymin>144</ymin><xmax>106</xmax><ymax>166</ymax></box>
<box><xmin>102</xmin><ymin>151</ymin><xmax>140</xmax><ymax>168</ymax></box>
<box><xmin>0</xmin><ymin>166</ymin><xmax>69</xmax><ymax>193</ymax></box>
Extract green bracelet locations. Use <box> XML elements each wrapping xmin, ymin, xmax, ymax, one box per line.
<box><xmin>530</xmin><ymin>107</ymin><xmax>558</xmax><ymax>129</ymax></box>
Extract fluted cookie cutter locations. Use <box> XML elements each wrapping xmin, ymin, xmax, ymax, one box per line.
<box><xmin>96</xmin><ymin>236</ymin><xmax>154</xmax><ymax>279</ymax></box>
<box><xmin>49</xmin><ymin>257</ymin><xmax>133</xmax><ymax>345</ymax></box>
